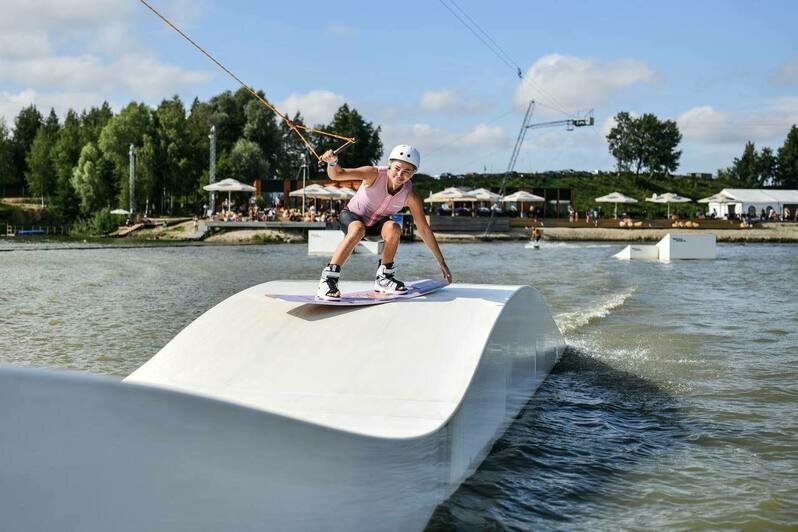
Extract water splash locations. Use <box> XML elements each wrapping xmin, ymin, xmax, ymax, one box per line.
<box><xmin>554</xmin><ymin>287</ymin><xmax>636</xmax><ymax>334</ymax></box>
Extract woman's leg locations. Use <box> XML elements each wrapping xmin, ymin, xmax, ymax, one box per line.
<box><xmin>330</xmin><ymin>220</ymin><xmax>366</xmax><ymax>266</ymax></box>
<box><xmin>379</xmin><ymin>221</ymin><xmax>402</xmax><ymax>265</ymax></box>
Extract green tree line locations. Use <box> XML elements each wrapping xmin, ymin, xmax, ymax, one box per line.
<box><xmin>0</xmin><ymin>88</ymin><xmax>382</xmax><ymax>223</ymax></box>
<box><xmin>605</xmin><ymin>111</ymin><xmax>797</xmax><ymax>188</ymax></box>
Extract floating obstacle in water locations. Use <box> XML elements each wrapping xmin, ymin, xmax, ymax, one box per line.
<box><xmin>0</xmin><ymin>281</ymin><xmax>564</xmax><ymax>531</ymax></box>
<box><xmin>308</xmin><ymin>229</ymin><xmax>382</xmax><ymax>255</ymax></box>
<box><xmin>614</xmin><ymin>233</ymin><xmax>717</xmax><ymax>261</ymax></box>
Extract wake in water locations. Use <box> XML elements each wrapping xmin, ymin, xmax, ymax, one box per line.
<box><xmin>554</xmin><ymin>287</ymin><xmax>636</xmax><ymax>334</ymax></box>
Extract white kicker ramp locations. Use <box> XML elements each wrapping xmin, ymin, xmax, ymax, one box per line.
<box><xmin>657</xmin><ymin>233</ymin><xmax>716</xmax><ymax>261</ymax></box>
<box><xmin>613</xmin><ymin>244</ymin><xmax>659</xmax><ymax>260</ymax></box>
<box><xmin>0</xmin><ymin>282</ymin><xmax>564</xmax><ymax>532</ymax></box>
<box><xmin>308</xmin><ymin>229</ymin><xmax>382</xmax><ymax>255</ymax></box>
<box><xmin>615</xmin><ymin>233</ymin><xmax>717</xmax><ymax>261</ymax></box>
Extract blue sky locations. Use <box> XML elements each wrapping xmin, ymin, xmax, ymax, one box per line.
<box><xmin>1</xmin><ymin>0</ymin><xmax>796</xmax><ymax>175</ymax></box>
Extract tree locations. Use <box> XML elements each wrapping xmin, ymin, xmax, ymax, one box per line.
<box><xmin>313</xmin><ymin>104</ymin><xmax>383</xmax><ymax>172</ymax></box>
<box><xmin>0</xmin><ymin>119</ymin><xmax>15</xmax><ymax>196</ymax></box>
<box><xmin>25</xmin><ymin>127</ymin><xmax>58</xmax><ymax>206</ymax></box>
<box><xmin>80</xmin><ymin>102</ymin><xmax>114</xmax><ymax>147</ymax></box>
<box><xmin>230</xmin><ymin>138</ymin><xmax>268</xmax><ymax>182</ymax></box>
<box><xmin>98</xmin><ymin>102</ymin><xmax>153</xmax><ymax>210</ymax></box>
<box><xmin>50</xmin><ymin>110</ymin><xmax>84</xmax><ymax>221</ymax></box>
<box><xmin>718</xmin><ymin>141</ymin><xmax>778</xmax><ymax>187</ymax></box>
<box><xmin>185</xmin><ymin>98</ymin><xmax>215</xmax><ymax>200</ymax></box>
<box><xmin>71</xmin><ymin>142</ymin><xmax>114</xmax><ymax>213</ymax></box>
<box><xmin>12</xmin><ymin>105</ymin><xmax>43</xmax><ymax>191</ymax></box>
<box><xmin>155</xmin><ymin>96</ymin><xmax>189</xmax><ymax>212</ymax></box>
<box><xmin>776</xmin><ymin>125</ymin><xmax>798</xmax><ymax>188</ymax></box>
<box><xmin>275</xmin><ymin>111</ymin><xmax>308</xmax><ymax>179</ymax></box>
<box><xmin>243</xmin><ymin>99</ymin><xmax>282</xmax><ymax>176</ymax></box>
<box><xmin>606</xmin><ymin>111</ymin><xmax>635</xmax><ymax>173</ymax></box>
<box><xmin>606</xmin><ymin>112</ymin><xmax>682</xmax><ymax>179</ymax></box>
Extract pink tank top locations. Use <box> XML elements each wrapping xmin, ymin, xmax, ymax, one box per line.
<box><xmin>347</xmin><ymin>166</ymin><xmax>413</xmax><ymax>226</ymax></box>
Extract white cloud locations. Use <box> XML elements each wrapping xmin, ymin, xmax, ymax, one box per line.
<box><xmin>0</xmin><ymin>0</ymin><xmax>213</xmax><ymax>110</ymax></box>
<box><xmin>382</xmin><ymin>122</ymin><xmax>509</xmax><ymax>159</ymax></box>
<box><xmin>677</xmin><ymin>101</ymin><xmax>798</xmax><ymax>144</ymax></box>
<box><xmin>419</xmin><ymin>89</ymin><xmax>484</xmax><ymax>114</ymax></box>
<box><xmin>0</xmin><ymin>89</ymin><xmax>107</xmax><ymax>129</ymax></box>
<box><xmin>515</xmin><ymin>54</ymin><xmax>656</xmax><ymax>115</ymax></box>
<box><xmin>772</xmin><ymin>56</ymin><xmax>798</xmax><ymax>85</ymax></box>
<box><xmin>278</xmin><ymin>90</ymin><xmax>346</xmax><ymax>126</ymax></box>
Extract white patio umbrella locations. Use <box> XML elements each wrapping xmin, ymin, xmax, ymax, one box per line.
<box><xmin>289</xmin><ymin>183</ymin><xmax>334</xmax><ymax>199</ymax></box>
<box><xmin>595</xmin><ymin>191</ymin><xmax>638</xmax><ymax>219</ymax></box>
<box><xmin>204</xmin><ymin>178</ymin><xmax>256</xmax><ymax>212</ymax></box>
<box><xmin>645</xmin><ymin>192</ymin><xmax>692</xmax><ymax>218</ymax></box>
<box><xmin>468</xmin><ymin>188</ymin><xmax>501</xmax><ymax>202</ymax></box>
<box><xmin>110</xmin><ymin>208</ymin><xmax>130</xmax><ymax>215</ymax></box>
<box><xmin>424</xmin><ymin>187</ymin><xmax>477</xmax><ymax>215</ymax></box>
<box><xmin>501</xmin><ymin>190</ymin><xmax>545</xmax><ymax>218</ymax></box>
<box><xmin>698</xmin><ymin>192</ymin><xmax>735</xmax><ymax>204</ymax></box>
<box><xmin>698</xmin><ymin>192</ymin><xmax>736</xmax><ymax>218</ymax></box>
<box><xmin>336</xmin><ymin>186</ymin><xmax>356</xmax><ymax>199</ymax></box>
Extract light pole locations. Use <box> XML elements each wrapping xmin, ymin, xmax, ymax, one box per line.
<box><xmin>128</xmin><ymin>144</ymin><xmax>135</xmax><ymax>217</ymax></box>
<box><xmin>208</xmin><ymin>125</ymin><xmax>216</xmax><ymax>215</ymax></box>
<box><xmin>300</xmin><ymin>152</ymin><xmax>307</xmax><ymax>216</ymax></box>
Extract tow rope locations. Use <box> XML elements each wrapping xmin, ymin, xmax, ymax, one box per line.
<box><xmin>138</xmin><ymin>0</ymin><xmax>355</xmax><ymax>160</ymax></box>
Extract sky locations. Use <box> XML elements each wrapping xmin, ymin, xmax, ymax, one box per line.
<box><xmin>0</xmin><ymin>0</ymin><xmax>796</xmax><ymax>176</ymax></box>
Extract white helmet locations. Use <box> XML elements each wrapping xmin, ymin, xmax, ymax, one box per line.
<box><xmin>389</xmin><ymin>144</ymin><xmax>420</xmax><ymax>170</ymax></box>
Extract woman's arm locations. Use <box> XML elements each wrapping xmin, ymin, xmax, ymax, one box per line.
<box><xmin>321</xmin><ymin>150</ymin><xmax>378</xmax><ymax>185</ymax></box>
<box><xmin>407</xmin><ymin>192</ymin><xmax>453</xmax><ymax>282</ymax></box>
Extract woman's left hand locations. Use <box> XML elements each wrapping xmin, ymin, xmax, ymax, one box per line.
<box><xmin>440</xmin><ymin>262</ymin><xmax>452</xmax><ymax>283</ymax></box>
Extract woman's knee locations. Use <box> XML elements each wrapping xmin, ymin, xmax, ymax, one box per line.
<box><xmin>346</xmin><ymin>222</ymin><xmax>366</xmax><ymax>239</ymax></box>
<box><xmin>383</xmin><ymin>221</ymin><xmax>401</xmax><ymax>240</ymax></box>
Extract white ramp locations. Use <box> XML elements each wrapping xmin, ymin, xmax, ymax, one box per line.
<box><xmin>656</xmin><ymin>233</ymin><xmax>716</xmax><ymax>261</ymax></box>
<box><xmin>308</xmin><ymin>229</ymin><xmax>383</xmax><ymax>255</ymax></box>
<box><xmin>614</xmin><ymin>244</ymin><xmax>659</xmax><ymax>260</ymax></box>
<box><xmin>0</xmin><ymin>282</ymin><xmax>564</xmax><ymax>531</ymax></box>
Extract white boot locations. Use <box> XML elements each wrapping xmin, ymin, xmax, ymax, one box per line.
<box><xmin>374</xmin><ymin>262</ymin><xmax>407</xmax><ymax>294</ymax></box>
<box><xmin>316</xmin><ymin>264</ymin><xmax>341</xmax><ymax>300</ymax></box>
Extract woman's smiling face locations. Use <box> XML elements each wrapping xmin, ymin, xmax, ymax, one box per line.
<box><xmin>387</xmin><ymin>160</ymin><xmax>416</xmax><ymax>185</ymax></box>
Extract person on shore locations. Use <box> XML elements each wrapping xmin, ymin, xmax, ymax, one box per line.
<box><xmin>316</xmin><ymin>144</ymin><xmax>452</xmax><ymax>300</ymax></box>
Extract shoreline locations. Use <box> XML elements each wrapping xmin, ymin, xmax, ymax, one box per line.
<box><xmin>3</xmin><ymin>222</ymin><xmax>797</xmax><ymax>247</ymax></box>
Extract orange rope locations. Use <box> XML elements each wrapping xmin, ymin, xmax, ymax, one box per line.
<box><xmin>138</xmin><ymin>0</ymin><xmax>355</xmax><ymax>160</ymax></box>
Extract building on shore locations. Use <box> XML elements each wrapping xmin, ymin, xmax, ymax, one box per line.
<box><xmin>707</xmin><ymin>188</ymin><xmax>798</xmax><ymax>219</ymax></box>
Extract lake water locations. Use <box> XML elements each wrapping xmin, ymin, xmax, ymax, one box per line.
<box><xmin>1</xmin><ymin>239</ymin><xmax>796</xmax><ymax>530</ymax></box>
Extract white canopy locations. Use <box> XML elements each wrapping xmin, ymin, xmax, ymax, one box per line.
<box><xmin>646</xmin><ymin>192</ymin><xmax>692</xmax><ymax>218</ymax></box>
<box><xmin>595</xmin><ymin>192</ymin><xmax>638</xmax><ymax>204</ymax></box>
<box><xmin>110</xmin><ymin>208</ymin><xmax>130</xmax><ymax>215</ymax></box>
<box><xmin>468</xmin><ymin>188</ymin><xmax>501</xmax><ymax>202</ymax></box>
<box><xmin>203</xmin><ymin>178</ymin><xmax>256</xmax><ymax>193</ymax></box>
<box><xmin>204</xmin><ymin>178</ymin><xmax>256</xmax><ymax>212</ymax></box>
<box><xmin>501</xmin><ymin>191</ymin><xmax>545</xmax><ymax>203</ymax></box>
<box><xmin>698</xmin><ymin>192</ymin><xmax>735</xmax><ymax>204</ymax></box>
<box><xmin>423</xmin><ymin>187</ymin><xmax>477</xmax><ymax>203</ymax></box>
<box><xmin>289</xmin><ymin>184</ymin><xmax>339</xmax><ymax>200</ymax></box>
<box><xmin>706</xmin><ymin>188</ymin><xmax>798</xmax><ymax>218</ymax></box>
<box><xmin>336</xmin><ymin>186</ymin><xmax>356</xmax><ymax>199</ymax></box>
<box><xmin>595</xmin><ymin>192</ymin><xmax>638</xmax><ymax>219</ymax></box>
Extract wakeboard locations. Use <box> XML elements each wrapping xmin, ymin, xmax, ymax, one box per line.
<box><xmin>267</xmin><ymin>278</ymin><xmax>449</xmax><ymax>306</ymax></box>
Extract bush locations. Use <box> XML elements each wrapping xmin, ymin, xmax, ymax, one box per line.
<box><xmin>70</xmin><ymin>207</ymin><xmax>117</xmax><ymax>236</ymax></box>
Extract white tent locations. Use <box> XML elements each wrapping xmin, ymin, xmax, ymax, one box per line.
<box><xmin>204</xmin><ymin>178</ymin><xmax>256</xmax><ymax>212</ymax></box>
<box><xmin>595</xmin><ymin>192</ymin><xmax>638</xmax><ymax>219</ymax></box>
<box><xmin>706</xmin><ymin>188</ymin><xmax>798</xmax><ymax>219</ymax></box>
<box><xmin>645</xmin><ymin>192</ymin><xmax>691</xmax><ymax>218</ymax></box>
<box><xmin>423</xmin><ymin>187</ymin><xmax>477</xmax><ymax>203</ymax></box>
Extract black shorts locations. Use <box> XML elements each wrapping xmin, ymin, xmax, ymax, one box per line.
<box><xmin>338</xmin><ymin>208</ymin><xmax>390</xmax><ymax>237</ymax></box>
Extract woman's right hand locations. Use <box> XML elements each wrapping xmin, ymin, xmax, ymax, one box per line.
<box><xmin>321</xmin><ymin>150</ymin><xmax>338</xmax><ymax>165</ymax></box>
